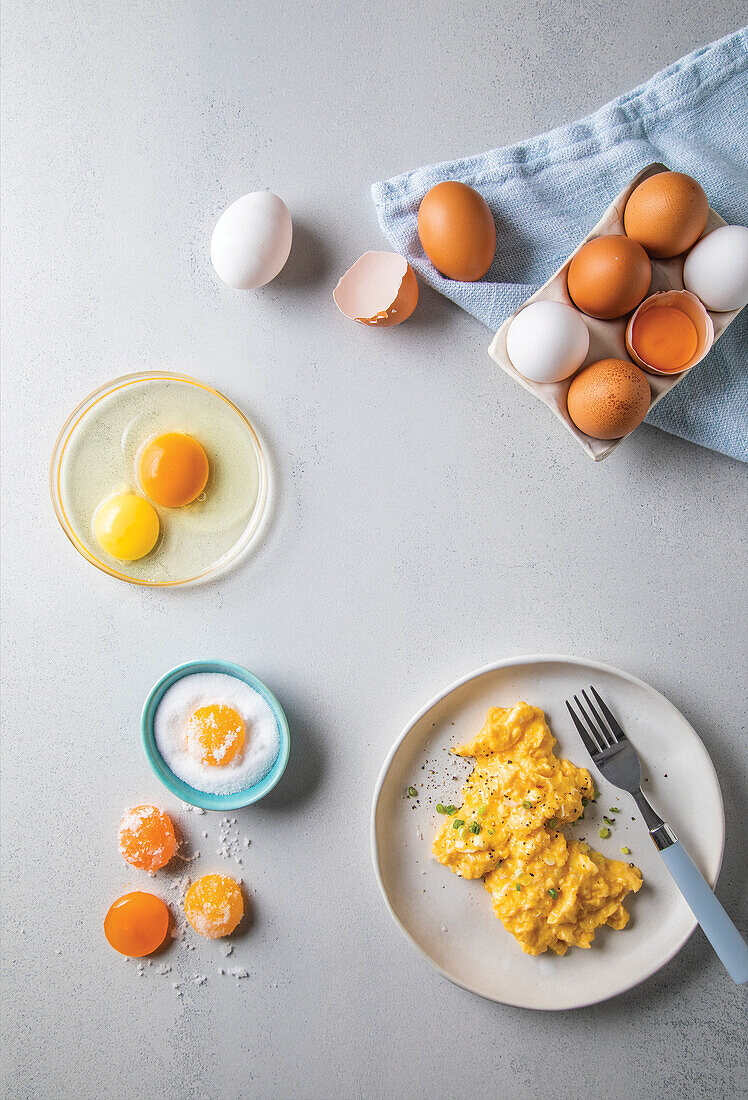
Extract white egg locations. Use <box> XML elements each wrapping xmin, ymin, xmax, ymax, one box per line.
<box><xmin>210</xmin><ymin>191</ymin><xmax>293</xmax><ymax>289</ymax></box>
<box><xmin>683</xmin><ymin>225</ymin><xmax>748</xmax><ymax>312</ymax></box>
<box><xmin>506</xmin><ymin>300</ymin><xmax>590</xmax><ymax>383</ymax></box>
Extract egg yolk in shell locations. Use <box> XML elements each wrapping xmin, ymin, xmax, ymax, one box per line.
<box><xmin>118</xmin><ymin>805</ymin><xmax>178</xmax><ymax>872</ymax></box>
<box><xmin>94</xmin><ymin>493</ymin><xmax>160</xmax><ymax>561</ymax></box>
<box><xmin>184</xmin><ymin>875</ymin><xmax>244</xmax><ymax>939</ymax></box>
<box><xmin>137</xmin><ymin>432</ymin><xmax>209</xmax><ymax>508</ymax></box>
<box><xmin>188</xmin><ymin>704</ymin><xmax>245</xmax><ymax>766</ymax></box>
<box><xmin>104</xmin><ymin>891</ymin><xmax>170</xmax><ymax>957</ymax></box>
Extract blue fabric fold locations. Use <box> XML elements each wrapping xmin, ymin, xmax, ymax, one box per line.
<box><xmin>372</xmin><ymin>28</ymin><xmax>748</xmax><ymax>462</ymax></box>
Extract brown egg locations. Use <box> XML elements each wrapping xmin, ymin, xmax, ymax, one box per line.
<box><xmin>417</xmin><ymin>181</ymin><xmax>496</xmax><ymax>281</ymax></box>
<box><xmin>623</xmin><ymin>171</ymin><xmax>709</xmax><ymax>258</ymax></box>
<box><xmin>567</xmin><ymin>235</ymin><xmax>651</xmax><ymax>319</ymax></box>
<box><xmin>567</xmin><ymin>358</ymin><xmax>651</xmax><ymax>440</ymax></box>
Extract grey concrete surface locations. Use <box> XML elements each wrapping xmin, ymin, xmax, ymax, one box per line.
<box><xmin>2</xmin><ymin>2</ymin><xmax>747</xmax><ymax>1098</ymax></box>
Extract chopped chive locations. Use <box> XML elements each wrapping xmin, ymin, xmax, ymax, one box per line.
<box><xmin>581</xmin><ymin>797</ymin><xmax>588</xmax><ymax>807</ymax></box>
<box><xmin>620</xmin><ymin>846</ymin><xmax>631</xmax><ymax>855</ymax></box>
<box><xmin>487</xmin><ymin>828</ymin><xmax>495</xmax><ymax>836</ymax></box>
<box><xmin>522</xmin><ymin>801</ymin><xmax>533</xmax><ymax>809</ymax></box>
<box><xmin>547</xmin><ymin>818</ymin><xmax>558</xmax><ymax>828</ymax></box>
<box><xmin>468</xmin><ymin>821</ymin><xmax>481</xmax><ymax>835</ymax></box>
<box><xmin>452</xmin><ymin>819</ymin><xmax>465</xmax><ymax>830</ymax></box>
<box><xmin>610</xmin><ymin>807</ymin><xmax>620</xmax><ymax>813</ymax></box>
<box><xmin>445</xmin><ymin>806</ymin><xmax>457</xmax><ymax>815</ymax></box>
<box><xmin>515</xmin><ymin>883</ymin><xmax>522</xmax><ymax>892</ymax></box>
<box><xmin>407</xmin><ymin>787</ymin><xmax>417</xmax><ymax>798</ymax></box>
<box><xmin>436</xmin><ymin>804</ymin><xmax>446</xmax><ymax>814</ymax></box>
<box><xmin>598</xmin><ymin>827</ymin><xmax>610</xmax><ymax>839</ymax></box>
<box><xmin>603</xmin><ymin>816</ymin><xmax>614</xmax><ymax>825</ymax></box>
<box><xmin>478</xmin><ymin>806</ymin><xmax>487</xmax><ymax>816</ymax></box>
<box><xmin>548</xmin><ymin>888</ymin><xmax>558</xmax><ymax>899</ymax></box>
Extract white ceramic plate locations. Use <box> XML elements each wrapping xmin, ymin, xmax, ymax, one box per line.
<box><xmin>371</xmin><ymin>656</ymin><xmax>725</xmax><ymax>1010</ymax></box>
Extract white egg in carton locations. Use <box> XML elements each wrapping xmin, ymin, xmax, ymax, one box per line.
<box><xmin>488</xmin><ymin>163</ymin><xmax>743</xmax><ymax>461</ymax></box>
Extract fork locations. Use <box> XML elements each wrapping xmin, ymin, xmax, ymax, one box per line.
<box><xmin>566</xmin><ymin>686</ymin><xmax>748</xmax><ymax>985</ymax></box>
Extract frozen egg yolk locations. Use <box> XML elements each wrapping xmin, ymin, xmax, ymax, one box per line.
<box><xmin>94</xmin><ymin>493</ymin><xmax>160</xmax><ymax>561</ymax></box>
<box><xmin>137</xmin><ymin>432</ymin><xmax>209</xmax><ymax>508</ymax></box>
<box><xmin>187</xmin><ymin>704</ymin><xmax>245</xmax><ymax>766</ymax></box>
<box><xmin>184</xmin><ymin>874</ymin><xmax>244</xmax><ymax>939</ymax></box>
<box><xmin>118</xmin><ymin>805</ymin><xmax>178</xmax><ymax>872</ymax></box>
<box><xmin>104</xmin><ymin>891</ymin><xmax>170</xmax><ymax>957</ymax></box>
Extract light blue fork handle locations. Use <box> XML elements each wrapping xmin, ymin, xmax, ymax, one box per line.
<box><xmin>659</xmin><ymin>840</ymin><xmax>748</xmax><ymax>984</ymax></box>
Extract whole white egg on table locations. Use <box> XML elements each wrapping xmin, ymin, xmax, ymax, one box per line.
<box><xmin>210</xmin><ymin>190</ymin><xmax>293</xmax><ymax>289</ymax></box>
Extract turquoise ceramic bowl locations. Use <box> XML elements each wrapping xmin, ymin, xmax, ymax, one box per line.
<box><xmin>141</xmin><ymin>659</ymin><xmax>290</xmax><ymax>810</ymax></box>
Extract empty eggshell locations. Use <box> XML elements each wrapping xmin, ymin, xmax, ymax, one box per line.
<box><xmin>333</xmin><ymin>252</ymin><xmax>418</xmax><ymax>326</ymax></box>
<box><xmin>211</xmin><ymin>191</ymin><xmax>293</xmax><ymax>289</ymax></box>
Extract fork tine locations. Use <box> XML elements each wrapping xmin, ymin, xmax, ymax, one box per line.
<box><xmin>581</xmin><ymin>688</ymin><xmax>614</xmax><ymax>748</ymax></box>
<box><xmin>566</xmin><ymin>699</ymin><xmax>603</xmax><ymax>758</ymax></box>
<box><xmin>575</xmin><ymin>692</ymin><xmax>611</xmax><ymax>748</ymax></box>
<box><xmin>590</xmin><ymin>686</ymin><xmax>627</xmax><ymax>743</ymax></box>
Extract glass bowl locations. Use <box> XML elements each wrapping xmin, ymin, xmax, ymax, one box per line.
<box><xmin>50</xmin><ymin>371</ymin><xmax>268</xmax><ymax>587</ymax></box>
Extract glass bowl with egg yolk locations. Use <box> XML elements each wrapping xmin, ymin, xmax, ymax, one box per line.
<box><xmin>50</xmin><ymin>372</ymin><xmax>268</xmax><ymax>586</ymax></box>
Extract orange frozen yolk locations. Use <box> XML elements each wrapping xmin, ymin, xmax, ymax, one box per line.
<box><xmin>184</xmin><ymin>875</ymin><xmax>244</xmax><ymax>939</ymax></box>
<box><xmin>137</xmin><ymin>432</ymin><xmax>209</xmax><ymax>507</ymax></box>
<box><xmin>104</xmin><ymin>891</ymin><xmax>170</xmax><ymax>957</ymax></box>
<box><xmin>632</xmin><ymin>306</ymin><xmax>698</xmax><ymax>372</ymax></box>
<box><xmin>188</xmin><ymin>704</ymin><xmax>245</xmax><ymax>766</ymax></box>
<box><xmin>118</xmin><ymin>805</ymin><xmax>178</xmax><ymax>872</ymax></box>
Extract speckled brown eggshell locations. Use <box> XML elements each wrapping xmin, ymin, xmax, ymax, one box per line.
<box><xmin>567</xmin><ymin>358</ymin><xmax>652</xmax><ymax>440</ymax></box>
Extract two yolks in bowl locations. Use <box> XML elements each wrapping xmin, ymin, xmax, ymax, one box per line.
<box><xmin>93</xmin><ymin>431</ymin><xmax>209</xmax><ymax>562</ymax></box>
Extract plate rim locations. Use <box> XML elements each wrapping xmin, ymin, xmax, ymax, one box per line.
<box><xmin>370</xmin><ymin>653</ymin><xmax>726</xmax><ymax>1011</ymax></box>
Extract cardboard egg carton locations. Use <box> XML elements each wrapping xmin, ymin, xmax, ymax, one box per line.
<box><xmin>488</xmin><ymin>163</ymin><xmax>741</xmax><ymax>461</ymax></box>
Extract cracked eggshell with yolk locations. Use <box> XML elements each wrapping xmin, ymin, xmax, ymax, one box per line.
<box><xmin>333</xmin><ymin>251</ymin><xmax>418</xmax><ymax>326</ymax></box>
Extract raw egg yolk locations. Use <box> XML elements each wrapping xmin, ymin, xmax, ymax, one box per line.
<box><xmin>184</xmin><ymin>875</ymin><xmax>244</xmax><ymax>939</ymax></box>
<box><xmin>631</xmin><ymin>306</ymin><xmax>698</xmax><ymax>372</ymax></box>
<box><xmin>188</xmin><ymin>704</ymin><xmax>245</xmax><ymax>766</ymax></box>
<box><xmin>118</xmin><ymin>805</ymin><xmax>178</xmax><ymax>872</ymax></box>
<box><xmin>137</xmin><ymin>432</ymin><xmax>209</xmax><ymax>508</ymax></box>
<box><xmin>94</xmin><ymin>493</ymin><xmax>160</xmax><ymax>561</ymax></box>
<box><xmin>104</xmin><ymin>891</ymin><xmax>170</xmax><ymax>957</ymax></box>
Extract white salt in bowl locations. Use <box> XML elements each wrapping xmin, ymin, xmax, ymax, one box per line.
<box><xmin>141</xmin><ymin>659</ymin><xmax>290</xmax><ymax>810</ymax></box>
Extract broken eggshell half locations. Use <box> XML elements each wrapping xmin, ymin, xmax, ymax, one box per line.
<box><xmin>333</xmin><ymin>251</ymin><xmax>418</xmax><ymax>326</ymax></box>
<box><xmin>625</xmin><ymin>289</ymin><xmax>714</xmax><ymax>375</ymax></box>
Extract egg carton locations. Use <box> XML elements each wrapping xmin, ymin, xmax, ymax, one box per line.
<box><xmin>488</xmin><ymin>163</ymin><xmax>741</xmax><ymax>461</ymax></box>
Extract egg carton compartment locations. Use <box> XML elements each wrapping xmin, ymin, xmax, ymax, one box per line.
<box><xmin>488</xmin><ymin>163</ymin><xmax>742</xmax><ymax>461</ymax></box>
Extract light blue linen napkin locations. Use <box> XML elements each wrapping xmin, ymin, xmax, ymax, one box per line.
<box><xmin>372</xmin><ymin>28</ymin><xmax>748</xmax><ymax>463</ymax></box>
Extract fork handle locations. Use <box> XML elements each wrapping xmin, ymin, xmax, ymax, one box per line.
<box><xmin>659</xmin><ymin>840</ymin><xmax>748</xmax><ymax>984</ymax></box>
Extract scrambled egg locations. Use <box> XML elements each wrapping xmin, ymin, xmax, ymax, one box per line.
<box><xmin>433</xmin><ymin>702</ymin><xmax>642</xmax><ymax>956</ymax></box>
